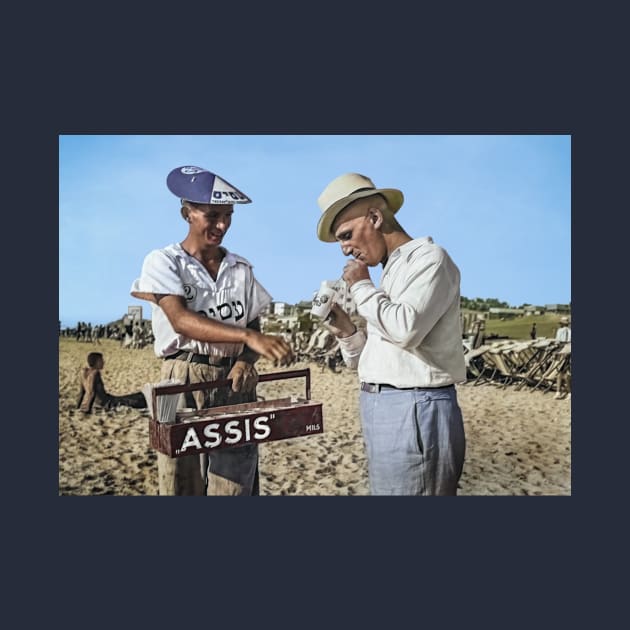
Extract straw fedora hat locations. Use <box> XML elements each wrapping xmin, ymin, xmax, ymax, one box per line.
<box><xmin>316</xmin><ymin>173</ymin><xmax>404</xmax><ymax>242</ymax></box>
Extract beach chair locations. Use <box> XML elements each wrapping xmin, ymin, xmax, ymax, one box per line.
<box><xmin>463</xmin><ymin>344</ymin><xmax>491</xmax><ymax>380</ymax></box>
<box><xmin>531</xmin><ymin>343</ymin><xmax>570</xmax><ymax>393</ymax></box>
<box><xmin>504</xmin><ymin>341</ymin><xmax>537</xmax><ymax>372</ymax></box>
<box><xmin>299</xmin><ymin>327</ymin><xmax>328</xmax><ymax>361</ymax></box>
<box><xmin>484</xmin><ymin>346</ymin><xmax>521</xmax><ymax>388</ymax></box>
<box><xmin>514</xmin><ymin>341</ymin><xmax>559</xmax><ymax>391</ymax></box>
<box><xmin>470</xmin><ymin>344</ymin><xmax>502</xmax><ymax>386</ymax></box>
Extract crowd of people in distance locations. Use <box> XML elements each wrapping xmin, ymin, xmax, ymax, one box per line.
<box><xmin>59</xmin><ymin>318</ymin><xmax>154</xmax><ymax>349</ymax></box>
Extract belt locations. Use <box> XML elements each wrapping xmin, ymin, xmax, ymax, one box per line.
<box><xmin>165</xmin><ymin>350</ymin><xmax>235</xmax><ymax>367</ymax></box>
<box><xmin>360</xmin><ymin>382</ymin><xmax>454</xmax><ymax>393</ymax></box>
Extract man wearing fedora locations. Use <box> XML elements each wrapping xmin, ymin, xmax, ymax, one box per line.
<box><xmin>554</xmin><ymin>316</ymin><xmax>571</xmax><ymax>400</ymax></box>
<box><xmin>555</xmin><ymin>316</ymin><xmax>571</xmax><ymax>343</ymax></box>
<box><xmin>131</xmin><ymin>166</ymin><xmax>293</xmax><ymax>496</ymax></box>
<box><xmin>316</xmin><ymin>173</ymin><xmax>466</xmax><ymax>495</ymax></box>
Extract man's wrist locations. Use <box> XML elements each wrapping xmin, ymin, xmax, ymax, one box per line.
<box><xmin>242</xmin><ymin>327</ymin><xmax>255</xmax><ymax>344</ymax></box>
<box><xmin>239</xmin><ymin>329</ymin><xmax>259</xmax><ymax>363</ymax></box>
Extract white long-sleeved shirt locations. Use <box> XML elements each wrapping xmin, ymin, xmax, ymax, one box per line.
<box><xmin>555</xmin><ymin>326</ymin><xmax>571</xmax><ymax>342</ymax></box>
<box><xmin>338</xmin><ymin>237</ymin><xmax>466</xmax><ymax>387</ymax></box>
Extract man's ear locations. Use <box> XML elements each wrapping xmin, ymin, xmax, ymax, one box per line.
<box><xmin>180</xmin><ymin>206</ymin><xmax>190</xmax><ymax>222</ymax></box>
<box><xmin>367</xmin><ymin>207</ymin><xmax>384</xmax><ymax>230</ymax></box>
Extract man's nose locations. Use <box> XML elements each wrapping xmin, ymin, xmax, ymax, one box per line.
<box><xmin>341</xmin><ymin>244</ymin><xmax>352</xmax><ymax>256</ymax></box>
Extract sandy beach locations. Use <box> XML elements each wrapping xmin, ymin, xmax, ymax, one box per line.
<box><xmin>58</xmin><ymin>338</ymin><xmax>571</xmax><ymax>496</ymax></box>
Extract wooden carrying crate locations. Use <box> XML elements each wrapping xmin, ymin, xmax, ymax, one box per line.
<box><xmin>148</xmin><ymin>368</ymin><xmax>323</xmax><ymax>457</ymax></box>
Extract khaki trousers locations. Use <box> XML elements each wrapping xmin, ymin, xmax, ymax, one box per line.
<box><xmin>156</xmin><ymin>359</ymin><xmax>259</xmax><ymax>496</ymax></box>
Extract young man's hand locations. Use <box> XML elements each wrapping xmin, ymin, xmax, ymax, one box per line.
<box><xmin>244</xmin><ymin>330</ymin><xmax>294</xmax><ymax>366</ymax></box>
<box><xmin>229</xmin><ymin>360</ymin><xmax>259</xmax><ymax>392</ymax></box>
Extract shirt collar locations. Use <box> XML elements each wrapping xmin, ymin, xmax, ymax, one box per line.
<box><xmin>176</xmin><ymin>242</ymin><xmax>238</xmax><ymax>267</ymax></box>
<box><xmin>384</xmin><ymin>236</ymin><xmax>433</xmax><ymax>271</ymax></box>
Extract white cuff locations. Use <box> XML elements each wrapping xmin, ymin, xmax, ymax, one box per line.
<box><xmin>338</xmin><ymin>328</ymin><xmax>366</xmax><ymax>353</ymax></box>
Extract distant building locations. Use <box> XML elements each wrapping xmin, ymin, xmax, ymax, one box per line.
<box><xmin>128</xmin><ymin>305</ymin><xmax>143</xmax><ymax>321</ymax></box>
<box><xmin>523</xmin><ymin>305</ymin><xmax>544</xmax><ymax>316</ymax></box>
<box><xmin>277</xmin><ymin>314</ymin><xmax>300</xmax><ymax>330</ymax></box>
<box><xmin>488</xmin><ymin>307</ymin><xmax>524</xmax><ymax>319</ymax></box>
<box><xmin>545</xmin><ymin>304</ymin><xmax>571</xmax><ymax>314</ymax></box>
<box><xmin>460</xmin><ymin>310</ymin><xmax>485</xmax><ymax>336</ymax></box>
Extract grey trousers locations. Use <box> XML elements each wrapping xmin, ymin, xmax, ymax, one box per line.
<box><xmin>359</xmin><ymin>385</ymin><xmax>465</xmax><ymax>495</ymax></box>
<box><xmin>157</xmin><ymin>359</ymin><xmax>259</xmax><ymax>496</ymax></box>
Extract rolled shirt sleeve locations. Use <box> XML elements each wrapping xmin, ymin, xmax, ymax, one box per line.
<box><xmin>130</xmin><ymin>249</ymin><xmax>185</xmax><ymax>300</ymax></box>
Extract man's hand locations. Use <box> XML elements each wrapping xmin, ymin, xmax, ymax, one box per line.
<box><xmin>322</xmin><ymin>304</ymin><xmax>357</xmax><ymax>339</ymax></box>
<box><xmin>229</xmin><ymin>360</ymin><xmax>259</xmax><ymax>393</ymax></box>
<box><xmin>342</xmin><ymin>259</ymin><xmax>370</xmax><ymax>287</ymax></box>
<box><xmin>244</xmin><ymin>330</ymin><xmax>294</xmax><ymax>366</ymax></box>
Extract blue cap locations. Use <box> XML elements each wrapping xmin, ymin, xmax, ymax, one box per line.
<box><xmin>166</xmin><ymin>166</ymin><xmax>252</xmax><ymax>204</ymax></box>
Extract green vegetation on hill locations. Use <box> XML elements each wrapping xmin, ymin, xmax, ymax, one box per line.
<box><xmin>482</xmin><ymin>314</ymin><xmax>568</xmax><ymax>341</ymax></box>
<box><xmin>461</xmin><ymin>296</ymin><xmax>511</xmax><ymax>310</ymax></box>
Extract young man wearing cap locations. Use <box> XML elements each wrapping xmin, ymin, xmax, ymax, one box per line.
<box><xmin>131</xmin><ymin>166</ymin><xmax>293</xmax><ymax>496</ymax></box>
<box><xmin>316</xmin><ymin>173</ymin><xmax>466</xmax><ymax>496</ymax></box>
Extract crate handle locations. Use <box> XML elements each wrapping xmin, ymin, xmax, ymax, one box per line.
<box><xmin>151</xmin><ymin>368</ymin><xmax>311</xmax><ymax>421</ymax></box>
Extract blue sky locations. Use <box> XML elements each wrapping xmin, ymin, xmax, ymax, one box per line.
<box><xmin>59</xmin><ymin>134</ymin><xmax>570</xmax><ymax>327</ymax></box>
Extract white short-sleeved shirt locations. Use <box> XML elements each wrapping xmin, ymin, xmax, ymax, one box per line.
<box><xmin>130</xmin><ymin>243</ymin><xmax>272</xmax><ymax>358</ymax></box>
